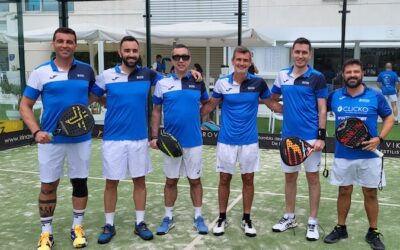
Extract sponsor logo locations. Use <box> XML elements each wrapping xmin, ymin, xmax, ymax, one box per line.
<box><xmin>339</xmin><ymin>96</ymin><xmax>346</xmax><ymax>100</ymax></box>
<box><xmin>111</xmin><ymin>76</ymin><xmax>119</xmax><ymax>81</ymax></box>
<box><xmin>49</xmin><ymin>75</ymin><xmax>57</xmax><ymax>79</ymax></box>
<box><xmin>77</xmin><ymin>74</ymin><xmax>85</xmax><ymax>78</ymax></box>
<box><xmin>188</xmin><ymin>84</ymin><xmax>196</xmax><ymax>88</ymax></box>
<box><xmin>136</xmin><ymin>75</ymin><xmax>144</xmax><ymax>79</ymax></box>
<box><xmin>167</xmin><ymin>85</ymin><xmax>175</xmax><ymax>90</ymax></box>
<box><xmin>337</xmin><ymin>106</ymin><xmax>369</xmax><ymax>113</ymax></box>
<box><xmin>248</xmin><ymin>86</ymin><xmax>255</xmax><ymax>90</ymax></box>
<box><xmin>301</xmin><ymin>81</ymin><xmax>310</xmax><ymax>85</ymax></box>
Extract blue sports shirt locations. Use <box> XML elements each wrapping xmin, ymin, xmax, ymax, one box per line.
<box><xmin>327</xmin><ymin>85</ymin><xmax>392</xmax><ymax>159</ymax></box>
<box><xmin>23</xmin><ymin>59</ymin><xmax>95</xmax><ymax>143</ymax></box>
<box><xmin>153</xmin><ymin>72</ymin><xmax>209</xmax><ymax>147</ymax></box>
<box><xmin>272</xmin><ymin>65</ymin><xmax>328</xmax><ymax>140</ymax></box>
<box><xmin>377</xmin><ymin>70</ymin><xmax>399</xmax><ymax>95</ymax></box>
<box><xmin>212</xmin><ymin>73</ymin><xmax>271</xmax><ymax>145</ymax></box>
<box><xmin>91</xmin><ymin>65</ymin><xmax>162</xmax><ymax>140</ymax></box>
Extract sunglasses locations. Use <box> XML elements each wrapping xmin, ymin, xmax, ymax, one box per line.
<box><xmin>172</xmin><ymin>54</ymin><xmax>191</xmax><ymax>61</ymax></box>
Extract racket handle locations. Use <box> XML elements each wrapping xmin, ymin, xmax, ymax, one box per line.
<box><xmin>373</xmin><ymin>149</ymin><xmax>384</xmax><ymax>158</ymax></box>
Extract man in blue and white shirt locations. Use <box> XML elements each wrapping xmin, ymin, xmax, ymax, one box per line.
<box><xmin>150</xmin><ymin>44</ymin><xmax>209</xmax><ymax>235</ymax></box>
<box><xmin>20</xmin><ymin>27</ymin><xmax>95</xmax><ymax>250</ymax></box>
<box><xmin>271</xmin><ymin>37</ymin><xmax>328</xmax><ymax>241</ymax></box>
<box><xmin>324</xmin><ymin>59</ymin><xmax>394</xmax><ymax>250</ymax></box>
<box><xmin>376</xmin><ymin>62</ymin><xmax>399</xmax><ymax>124</ymax></box>
<box><xmin>201</xmin><ymin>46</ymin><xmax>281</xmax><ymax>237</ymax></box>
<box><xmin>91</xmin><ymin>36</ymin><xmax>163</xmax><ymax>243</ymax></box>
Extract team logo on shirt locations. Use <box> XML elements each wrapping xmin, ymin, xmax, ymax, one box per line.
<box><xmin>248</xmin><ymin>86</ymin><xmax>255</xmax><ymax>90</ymax></box>
<box><xmin>339</xmin><ymin>96</ymin><xmax>346</xmax><ymax>100</ymax></box>
<box><xmin>301</xmin><ymin>81</ymin><xmax>310</xmax><ymax>85</ymax></box>
<box><xmin>168</xmin><ymin>85</ymin><xmax>175</xmax><ymax>90</ymax></box>
<box><xmin>49</xmin><ymin>75</ymin><xmax>58</xmax><ymax>79</ymax></box>
<box><xmin>188</xmin><ymin>84</ymin><xmax>196</xmax><ymax>88</ymax></box>
<box><xmin>77</xmin><ymin>74</ymin><xmax>85</xmax><ymax>78</ymax></box>
<box><xmin>111</xmin><ymin>76</ymin><xmax>119</xmax><ymax>81</ymax></box>
<box><xmin>136</xmin><ymin>75</ymin><xmax>144</xmax><ymax>79</ymax></box>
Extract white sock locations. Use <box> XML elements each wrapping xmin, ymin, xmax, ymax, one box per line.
<box><xmin>136</xmin><ymin>210</ymin><xmax>145</xmax><ymax>225</ymax></box>
<box><xmin>165</xmin><ymin>207</ymin><xmax>173</xmax><ymax>219</ymax></box>
<box><xmin>105</xmin><ymin>212</ymin><xmax>115</xmax><ymax>226</ymax></box>
<box><xmin>284</xmin><ymin>213</ymin><xmax>295</xmax><ymax>219</ymax></box>
<box><xmin>308</xmin><ymin>217</ymin><xmax>318</xmax><ymax>225</ymax></box>
<box><xmin>194</xmin><ymin>207</ymin><xmax>202</xmax><ymax>219</ymax></box>
<box><xmin>72</xmin><ymin>209</ymin><xmax>85</xmax><ymax>229</ymax></box>
<box><xmin>40</xmin><ymin>216</ymin><xmax>53</xmax><ymax>234</ymax></box>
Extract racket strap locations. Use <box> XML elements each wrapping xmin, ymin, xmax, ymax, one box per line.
<box><xmin>378</xmin><ymin>157</ymin><xmax>384</xmax><ymax>191</ymax></box>
<box><xmin>322</xmin><ymin>146</ymin><xmax>329</xmax><ymax>178</ymax></box>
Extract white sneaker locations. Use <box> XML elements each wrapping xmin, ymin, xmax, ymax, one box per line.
<box><xmin>213</xmin><ymin>218</ymin><xmax>227</xmax><ymax>236</ymax></box>
<box><xmin>272</xmin><ymin>215</ymin><xmax>298</xmax><ymax>232</ymax></box>
<box><xmin>306</xmin><ymin>223</ymin><xmax>319</xmax><ymax>241</ymax></box>
<box><xmin>241</xmin><ymin>220</ymin><xmax>256</xmax><ymax>237</ymax></box>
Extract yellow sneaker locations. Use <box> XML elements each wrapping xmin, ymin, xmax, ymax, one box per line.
<box><xmin>37</xmin><ymin>232</ymin><xmax>54</xmax><ymax>250</ymax></box>
<box><xmin>70</xmin><ymin>225</ymin><xmax>88</xmax><ymax>248</ymax></box>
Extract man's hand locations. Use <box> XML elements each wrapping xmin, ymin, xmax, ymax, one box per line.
<box><xmin>313</xmin><ymin>139</ymin><xmax>325</xmax><ymax>152</ymax></box>
<box><xmin>362</xmin><ymin>137</ymin><xmax>381</xmax><ymax>152</ymax></box>
<box><xmin>190</xmin><ymin>70</ymin><xmax>203</xmax><ymax>82</ymax></box>
<box><xmin>35</xmin><ymin>131</ymin><xmax>52</xmax><ymax>144</ymax></box>
<box><xmin>149</xmin><ymin>139</ymin><xmax>158</xmax><ymax>149</ymax></box>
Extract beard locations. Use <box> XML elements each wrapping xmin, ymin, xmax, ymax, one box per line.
<box><xmin>344</xmin><ymin>77</ymin><xmax>362</xmax><ymax>88</ymax></box>
<box><xmin>122</xmin><ymin>56</ymin><xmax>138</xmax><ymax>68</ymax></box>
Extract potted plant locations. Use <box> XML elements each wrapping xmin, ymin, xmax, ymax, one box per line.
<box><xmin>0</xmin><ymin>78</ymin><xmax>21</xmax><ymax>120</ymax></box>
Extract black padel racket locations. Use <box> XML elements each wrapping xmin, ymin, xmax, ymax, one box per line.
<box><xmin>280</xmin><ymin>137</ymin><xmax>314</xmax><ymax>166</ymax></box>
<box><xmin>335</xmin><ymin>117</ymin><xmax>383</xmax><ymax>157</ymax></box>
<box><xmin>50</xmin><ymin>104</ymin><xmax>95</xmax><ymax>137</ymax></box>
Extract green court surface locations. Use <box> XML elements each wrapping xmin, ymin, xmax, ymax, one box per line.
<box><xmin>1</xmin><ymin>139</ymin><xmax>399</xmax><ymax>249</ymax></box>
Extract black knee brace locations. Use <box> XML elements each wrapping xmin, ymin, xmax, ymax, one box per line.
<box><xmin>70</xmin><ymin>178</ymin><xmax>88</xmax><ymax>197</ymax></box>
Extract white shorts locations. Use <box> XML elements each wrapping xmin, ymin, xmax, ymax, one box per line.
<box><xmin>216</xmin><ymin>142</ymin><xmax>260</xmax><ymax>175</ymax></box>
<box><xmin>385</xmin><ymin>94</ymin><xmax>398</xmax><ymax>103</ymax></box>
<box><xmin>330</xmin><ymin>158</ymin><xmax>385</xmax><ymax>188</ymax></box>
<box><xmin>281</xmin><ymin>139</ymin><xmax>321</xmax><ymax>173</ymax></box>
<box><xmin>102</xmin><ymin>139</ymin><xmax>152</xmax><ymax>180</ymax></box>
<box><xmin>38</xmin><ymin>140</ymin><xmax>91</xmax><ymax>183</ymax></box>
<box><xmin>163</xmin><ymin>146</ymin><xmax>202</xmax><ymax>179</ymax></box>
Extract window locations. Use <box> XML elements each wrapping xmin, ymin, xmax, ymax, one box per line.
<box><xmin>360</xmin><ymin>48</ymin><xmax>400</xmax><ymax>77</ymax></box>
<box><xmin>314</xmin><ymin>48</ymin><xmax>354</xmax><ymax>80</ymax></box>
<box><xmin>25</xmin><ymin>0</ymin><xmax>74</xmax><ymax>12</ymax></box>
<box><xmin>0</xmin><ymin>3</ymin><xmax>9</xmax><ymax>12</ymax></box>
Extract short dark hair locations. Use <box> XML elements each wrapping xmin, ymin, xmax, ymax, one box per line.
<box><xmin>292</xmin><ymin>37</ymin><xmax>312</xmax><ymax>51</ymax></box>
<box><xmin>119</xmin><ymin>35</ymin><xmax>139</xmax><ymax>48</ymax></box>
<box><xmin>172</xmin><ymin>44</ymin><xmax>190</xmax><ymax>55</ymax></box>
<box><xmin>342</xmin><ymin>58</ymin><xmax>363</xmax><ymax>72</ymax></box>
<box><xmin>53</xmin><ymin>27</ymin><xmax>77</xmax><ymax>43</ymax></box>
<box><xmin>231</xmin><ymin>46</ymin><xmax>251</xmax><ymax>60</ymax></box>
<box><xmin>156</xmin><ymin>54</ymin><xmax>162</xmax><ymax>59</ymax></box>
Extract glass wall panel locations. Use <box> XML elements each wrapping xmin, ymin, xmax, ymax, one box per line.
<box><xmin>360</xmin><ymin>48</ymin><xmax>400</xmax><ymax>76</ymax></box>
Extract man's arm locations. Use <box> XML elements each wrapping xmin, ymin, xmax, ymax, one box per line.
<box><xmin>200</xmin><ymin>97</ymin><xmax>221</xmax><ymax>117</ymax></box>
<box><xmin>190</xmin><ymin>69</ymin><xmax>203</xmax><ymax>82</ymax></box>
<box><xmin>261</xmin><ymin>96</ymin><xmax>283</xmax><ymax>113</ymax></box>
<box><xmin>149</xmin><ymin>105</ymin><xmax>162</xmax><ymax>149</ymax></box>
<box><xmin>313</xmin><ymin>98</ymin><xmax>327</xmax><ymax>151</ymax></box>
<box><xmin>19</xmin><ymin>96</ymin><xmax>51</xmax><ymax>144</ymax></box>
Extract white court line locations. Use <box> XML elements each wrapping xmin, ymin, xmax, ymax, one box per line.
<box><xmin>1</xmin><ymin>168</ymin><xmax>400</xmax><ymax>208</ymax></box>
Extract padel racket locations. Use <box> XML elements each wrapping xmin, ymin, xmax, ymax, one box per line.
<box><xmin>50</xmin><ymin>104</ymin><xmax>95</xmax><ymax>137</ymax></box>
<box><xmin>280</xmin><ymin>137</ymin><xmax>314</xmax><ymax>166</ymax></box>
<box><xmin>335</xmin><ymin>117</ymin><xmax>383</xmax><ymax>157</ymax></box>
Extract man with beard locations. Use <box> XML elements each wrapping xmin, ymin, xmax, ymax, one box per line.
<box><xmin>271</xmin><ymin>37</ymin><xmax>327</xmax><ymax>241</ymax></box>
<box><xmin>324</xmin><ymin>59</ymin><xmax>394</xmax><ymax>250</ymax></box>
<box><xmin>91</xmin><ymin>35</ymin><xmax>160</xmax><ymax>243</ymax></box>
<box><xmin>91</xmin><ymin>36</ymin><xmax>203</xmax><ymax>244</ymax></box>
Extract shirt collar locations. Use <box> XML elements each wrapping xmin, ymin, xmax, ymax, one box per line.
<box><xmin>50</xmin><ymin>57</ymin><xmax>77</xmax><ymax>72</ymax></box>
<box><xmin>228</xmin><ymin>72</ymin><xmax>253</xmax><ymax>84</ymax></box>
<box><xmin>287</xmin><ymin>65</ymin><xmax>313</xmax><ymax>78</ymax></box>
<box><xmin>341</xmin><ymin>83</ymin><xmax>368</xmax><ymax>97</ymax></box>
<box><xmin>114</xmin><ymin>64</ymin><xmax>141</xmax><ymax>74</ymax></box>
